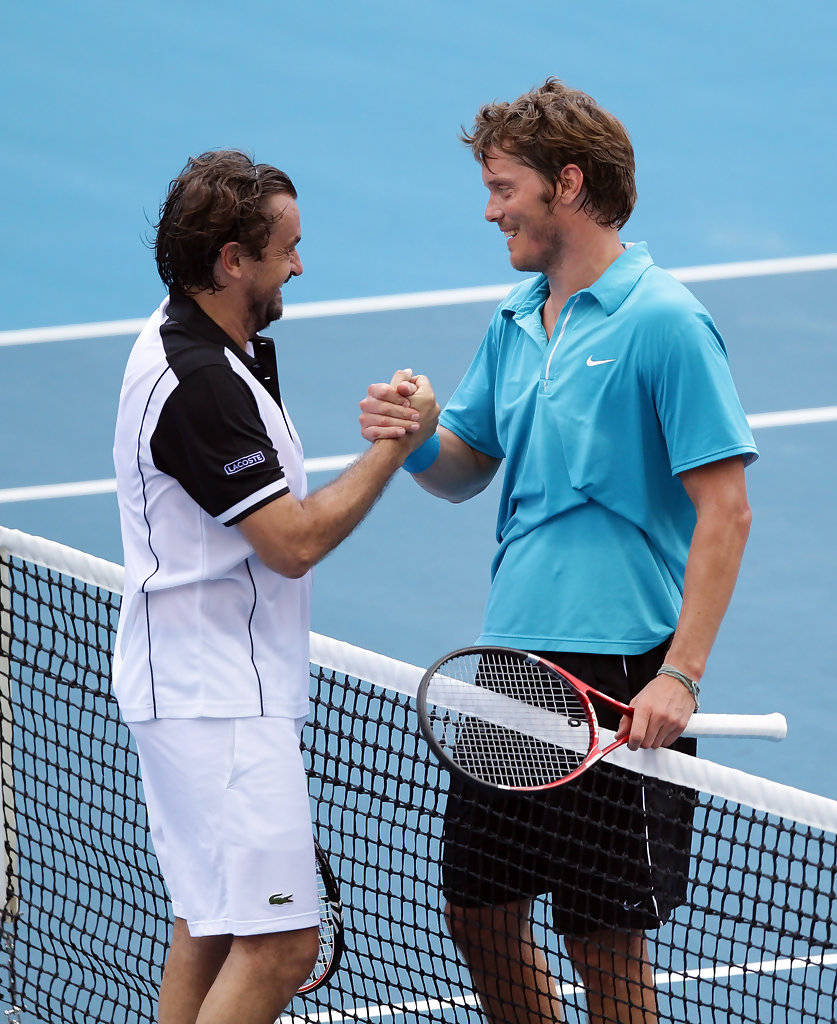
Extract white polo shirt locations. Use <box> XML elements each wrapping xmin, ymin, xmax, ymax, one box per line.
<box><xmin>112</xmin><ymin>291</ymin><xmax>311</xmax><ymax>722</ymax></box>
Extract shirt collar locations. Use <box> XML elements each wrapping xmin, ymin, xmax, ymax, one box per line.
<box><xmin>500</xmin><ymin>242</ymin><xmax>654</xmax><ymax>319</ymax></box>
<box><xmin>501</xmin><ymin>274</ymin><xmax>550</xmax><ymax>318</ymax></box>
<box><xmin>586</xmin><ymin>242</ymin><xmax>654</xmax><ymax>315</ymax></box>
<box><xmin>166</xmin><ymin>289</ymin><xmax>271</xmax><ymax>360</ymax></box>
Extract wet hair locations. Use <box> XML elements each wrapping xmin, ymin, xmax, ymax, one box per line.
<box><xmin>154</xmin><ymin>150</ymin><xmax>297</xmax><ymax>292</ymax></box>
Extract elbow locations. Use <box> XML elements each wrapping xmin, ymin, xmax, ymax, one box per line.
<box><xmin>267</xmin><ymin>559</ymin><xmax>311</xmax><ymax>580</ymax></box>
<box><xmin>736</xmin><ymin>500</ymin><xmax>753</xmax><ymax>540</ymax></box>
<box><xmin>448</xmin><ymin>479</ymin><xmax>490</xmax><ymax>503</ymax></box>
<box><xmin>425</xmin><ymin>479</ymin><xmax>485</xmax><ymax>503</ymax></box>
<box><xmin>280</xmin><ymin>547</ymin><xmax>318</xmax><ymax>578</ymax></box>
<box><xmin>425</xmin><ymin>486</ymin><xmax>471</xmax><ymax>504</ymax></box>
<box><xmin>722</xmin><ymin>499</ymin><xmax>752</xmax><ymax>549</ymax></box>
<box><xmin>696</xmin><ymin>496</ymin><xmax>752</xmax><ymax>549</ymax></box>
<box><xmin>240</xmin><ymin>497</ymin><xmax>321</xmax><ymax>578</ymax></box>
<box><xmin>276</xmin><ymin>559</ymin><xmax>312</xmax><ymax>580</ymax></box>
<box><xmin>258</xmin><ymin>543</ymin><xmax>317</xmax><ymax>579</ymax></box>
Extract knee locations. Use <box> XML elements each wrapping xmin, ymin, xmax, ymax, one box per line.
<box><xmin>446</xmin><ymin>899</ymin><xmax>536</xmax><ymax>965</ymax></box>
<box><xmin>444</xmin><ymin>900</ymin><xmax>470</xmax><ymax>948</ymax></box>
<box><xmin>275</xmin><ymin>928</ymin><xmax>320</xmax><ymax>990</ymax></box>
<box><xmin>292</xmin><ymin>928</ymin><xmax>320</xmax><ymax>984</ymax></box>
<box><xmin>169</xmin><ymin>917</ymin><xmax>231</xmax><ymax>974</ymax></box>
<box><xmin>444</xmin><ymin>902</ymin><xmax>494</xmax><ymax>958</ymax></box>
<box><xmin>235</xmin><ymin>927</ymin><xmax>319</xmax><ymax>992</ymax></box>
<box><xmin>565</xmin><ymin>928</ymin><xmax>646</xmax><ymax>976</ymax></box>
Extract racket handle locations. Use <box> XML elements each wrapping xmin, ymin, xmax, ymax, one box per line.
<box><xmin>685</xmin><ymin>712</ymin><xmax>788</xmax><ymax>740</ymax></box>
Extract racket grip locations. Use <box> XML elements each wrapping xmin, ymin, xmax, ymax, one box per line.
<box><xmin>685</xmin><ymin>712</ymin><xmax>788</xmax><ymax>741</ymax></box>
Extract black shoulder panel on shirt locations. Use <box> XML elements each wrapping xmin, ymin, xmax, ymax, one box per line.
<box><xmin>160</xmin><ymin>321</ymin><xmax>230</xmax><ymax>381</ymax></box>
<box><xmin>150</xmin><ymin>358</ymin><xmax>287</xmax><ymax>521</ymax></box>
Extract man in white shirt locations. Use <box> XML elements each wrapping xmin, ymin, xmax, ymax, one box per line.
<box><xmin>113</xmin><ymin>149</ymin><xmax>438</xmax><ymax>1024</ymax></box>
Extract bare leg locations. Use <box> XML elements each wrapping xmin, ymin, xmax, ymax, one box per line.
<box><xmin>195</xmin><ymin>926</ymin><xmax>319</xmax><ymax>1024</ymax></box>
<box><xmin>159</xmin><ymin>918</ymin><xmax>232</xmax><ymax>1024</ymax></box>
<box><xmin>445</xmin><ymin>900</ymin><xmax>564</xmax><ymax>1024</ymax></box>
<box><xmin>564</xmin><ymin>929</ymin><xmax>657</xmax><ymax>1024</ymax></box>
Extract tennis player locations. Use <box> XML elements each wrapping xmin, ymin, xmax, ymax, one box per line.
<box><xmin>112</xmin><ymin>150</ymin><xmax>438</xmax><ymax>1024</ymax></box>
<box><xmin>359</xmin><ymin>81</ymin><xmax>758</xmax><ymax>1024</ymax></box>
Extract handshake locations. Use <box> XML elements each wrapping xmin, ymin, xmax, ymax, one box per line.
<box><xmin>359</xmin><ymin>368</ymin><xmax>439</xmax><ymax>457</ymax></box>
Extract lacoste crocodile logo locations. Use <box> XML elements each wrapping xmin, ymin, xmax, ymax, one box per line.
<box><xmin>268</xmin><ymin>893</ymin><xmax>294</xmax><ymax>906</ymax></box>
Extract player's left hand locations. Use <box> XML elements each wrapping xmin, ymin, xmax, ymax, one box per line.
<box><xmin>614</xmin><ymin>673</ymin><xmax>697</xmax><ymax>751</ymax></box>
<box><xmin>359</xmin><ymin>370</ymin><xmax>421</xmax><ymax>441</ymax></box>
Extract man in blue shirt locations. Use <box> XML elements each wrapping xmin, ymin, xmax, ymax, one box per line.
<box><xmin>361</xmin><ymin>80</ymin><xmax>756</xmax><ymax>1024</ymax></box>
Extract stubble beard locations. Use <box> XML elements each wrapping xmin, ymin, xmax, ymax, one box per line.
<box><xmin>249</xmin><ymin>287</ymin><xmax>283</xmax><ymax>335</ymax></box>
<box><xmin>265</xmin><ymin>291</ymin><xmax>284</xmax><ymax>326</ymax></box>
<box><xmin>510</xmin><ymin>219</ymin><xmax>564</xmax><ymax>274</ymax></box>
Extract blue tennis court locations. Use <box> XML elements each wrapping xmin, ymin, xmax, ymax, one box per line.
<box><xmin>2</xmin><ymin>2</ymin><xmax>836</xmax><ymax>1020</ymax></box>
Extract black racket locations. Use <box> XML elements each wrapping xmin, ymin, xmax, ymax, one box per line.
<box><xmin>297</xmin><ymin>841</ymin><xmax>345</xmax><ymax>994</ymax></box>
<box><xmin>417</xmin><ymin>646</ymin><xmax>787</xmax><ymax>792</ymax></box>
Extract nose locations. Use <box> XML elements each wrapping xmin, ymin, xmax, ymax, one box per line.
<box><xmin>485</xmin><ymin>197</ymin><xmax>501</xmax><ymax>223</ymax></box>
<box><xmin>291</xmin><ymin>251</ymin><xmax>303</xmax><ymax>277</ymax></box>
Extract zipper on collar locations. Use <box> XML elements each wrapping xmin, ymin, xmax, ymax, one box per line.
<box><xmin>543</xmin><ymin>295</ymin><xmax>580</xmax><ymax>382</ymax></box>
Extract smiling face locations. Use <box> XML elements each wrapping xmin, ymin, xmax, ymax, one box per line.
<box><xmin>241</xmin><ymin>193</ymin><xmax>303</xmax><ymax>332</ymax></box>
<box><xmin>481</xmin><ymin>148</ymin><xmax>564</xmax><ymax>273</ymax></box>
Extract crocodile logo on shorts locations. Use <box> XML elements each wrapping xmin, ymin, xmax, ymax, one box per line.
<box><xmin>268</xmin><ymin>892</ymin><xmax>294</xmax><ymax>906</ymax></box>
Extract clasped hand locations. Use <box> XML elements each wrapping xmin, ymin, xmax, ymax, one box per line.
<box><xmin>360</xmin><ymin>369</ymin><xmax>439</xmax><ymax>451</ymax></box>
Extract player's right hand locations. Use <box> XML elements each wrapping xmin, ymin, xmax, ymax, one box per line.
<box><xmin>359</xmin><ymin>369</ymin><xmax>422</xmax><ymax>441</ymax></box>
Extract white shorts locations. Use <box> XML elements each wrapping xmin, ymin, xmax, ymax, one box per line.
<box><xmin>130</xmin><ymin>715</ymin><xmax>319</xmax><ymax>937</ymax></box>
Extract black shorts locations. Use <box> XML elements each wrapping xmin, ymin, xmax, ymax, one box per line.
<box><xmin>441</xmin><ymin>638</ymin><xmax>697</xmax><ymax>937</ymax></box>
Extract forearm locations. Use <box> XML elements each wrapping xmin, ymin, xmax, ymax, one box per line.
<box><xmin>240</xmin><ymin>440</ymin><xmax>405</xmax><ymax>577</ymax></box>
<box><xmin>411</xmin><ymin>427</ymin><xmax>500</xmax><ymax>502</ymax></box>
<box><xmin>293</xmin><ymin>440</ymin><xmax>405</xmax><ymax>567</ymax></box>
<box><xmin>666</xmin><ymin>507</ymin><xmax>752</xmax><ymax>680</ymax></box>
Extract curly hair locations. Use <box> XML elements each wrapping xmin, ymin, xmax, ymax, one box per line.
<box><xmin>154</xmin><ymin>150</ymin><xmax>297</xmax><ymax>292</ymax></box>
<box><xmin>461</xmin><ymin>78</ymin><xmax>636</xmax><ymax>230</ymax></box>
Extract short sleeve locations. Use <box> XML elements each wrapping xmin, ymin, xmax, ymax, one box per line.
<box><xmin>651</xmin><ymin>313</ymin><xmax>759</xmax><ymax>476</ymax></box>
<box><xmin>150</xmin><ymin>364</ymin><xmax>289</xmax><ymax>525</ymax></box>
<box><xmin>439</xmin><ymin>321</ymin><xmax>505</xmax><ymax>459</ymax></box>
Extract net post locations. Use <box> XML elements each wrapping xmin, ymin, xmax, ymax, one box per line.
<box><xmin>0</xmin><ymin>549</ymin><xmax>19</xmax><ymax>922</ymax></box>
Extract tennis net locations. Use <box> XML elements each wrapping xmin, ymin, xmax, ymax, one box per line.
<box><xmin>1</xmin><ymin>524</ymin><xmax>835</xmax><ymax>1024</ymax></box>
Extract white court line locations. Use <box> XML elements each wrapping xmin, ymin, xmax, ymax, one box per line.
<box><xmin>1</xmin><ymin>253</ymin><xmax>836</xmax><ymax>347</ymax></box>
<box><xmin>280</xmin><ymin>951</ymin><xmax>837</xmax><ymax>1023</ymax></box>
<box><xmin>0</xmin><ymin>455</ymin><xmax>360</xmax><ymax>505</ymax></box>
<box><xmin>1</xmin><ymin>405</ymin><xmax>835</xmax><ymax>505</ymax></box>
<box><xmin>747</xmin><ymin>406</ymin><xmax>837</xmax><ymax>429</ymax></box>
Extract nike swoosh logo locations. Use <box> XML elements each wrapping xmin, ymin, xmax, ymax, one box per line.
<box><xmin>586</xmin><ymin>356</ymin><xmax>616</xmax><ymax>366</ymax></box>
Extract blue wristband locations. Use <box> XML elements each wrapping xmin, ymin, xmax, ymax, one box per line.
<box><xmin>402</xmin><ymin>432</ymin><xmax>440</xmax><ymax>474</ymax></box>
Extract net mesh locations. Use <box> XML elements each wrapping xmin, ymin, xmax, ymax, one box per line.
<box><xmin>1</xmin><ymin>530</ymin><xmax>836</xmax><ymax>1024</ymax></box>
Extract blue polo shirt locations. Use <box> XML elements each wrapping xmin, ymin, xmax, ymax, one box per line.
<box><xmin>439</xmin><ymin>243</ymin><xmax>758</xmax><ymax>654</ymax></box>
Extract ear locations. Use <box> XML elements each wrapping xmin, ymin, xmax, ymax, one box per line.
<box><xmin>216</xmin><ymin>241</ymin><xmax>246</xmax><ymax>283</ymax></box>
<box><xmin>556</xmin><ymin>164</ymin><xmax>584</xmax><ymax>206</ymax></box>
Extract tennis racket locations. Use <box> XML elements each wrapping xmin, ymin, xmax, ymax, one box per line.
<box><xmin>417</xmin><ymin>646</ymin><xmax>787</xmax><ymax>792</ymax></box>
<box><xmin>297</xmin><ymin>841</ymin><xmax>345</xmax><ymax>994</ymax></box>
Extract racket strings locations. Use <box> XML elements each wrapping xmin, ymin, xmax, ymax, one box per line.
<box><xmin>425</xmin><ymin>651</ymin><xmax>594</xmax><ymax>788</ymax></box>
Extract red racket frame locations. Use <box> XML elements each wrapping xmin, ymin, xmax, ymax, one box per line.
<box><xmin>417</xmin><ymin>646</ymin><xmax>637</xmax><ymax>792</ymax></box>
<box><xmin>533</xmin><ymin>652</ymin><xmax>635</xmax><ymax>788</ymax></box>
